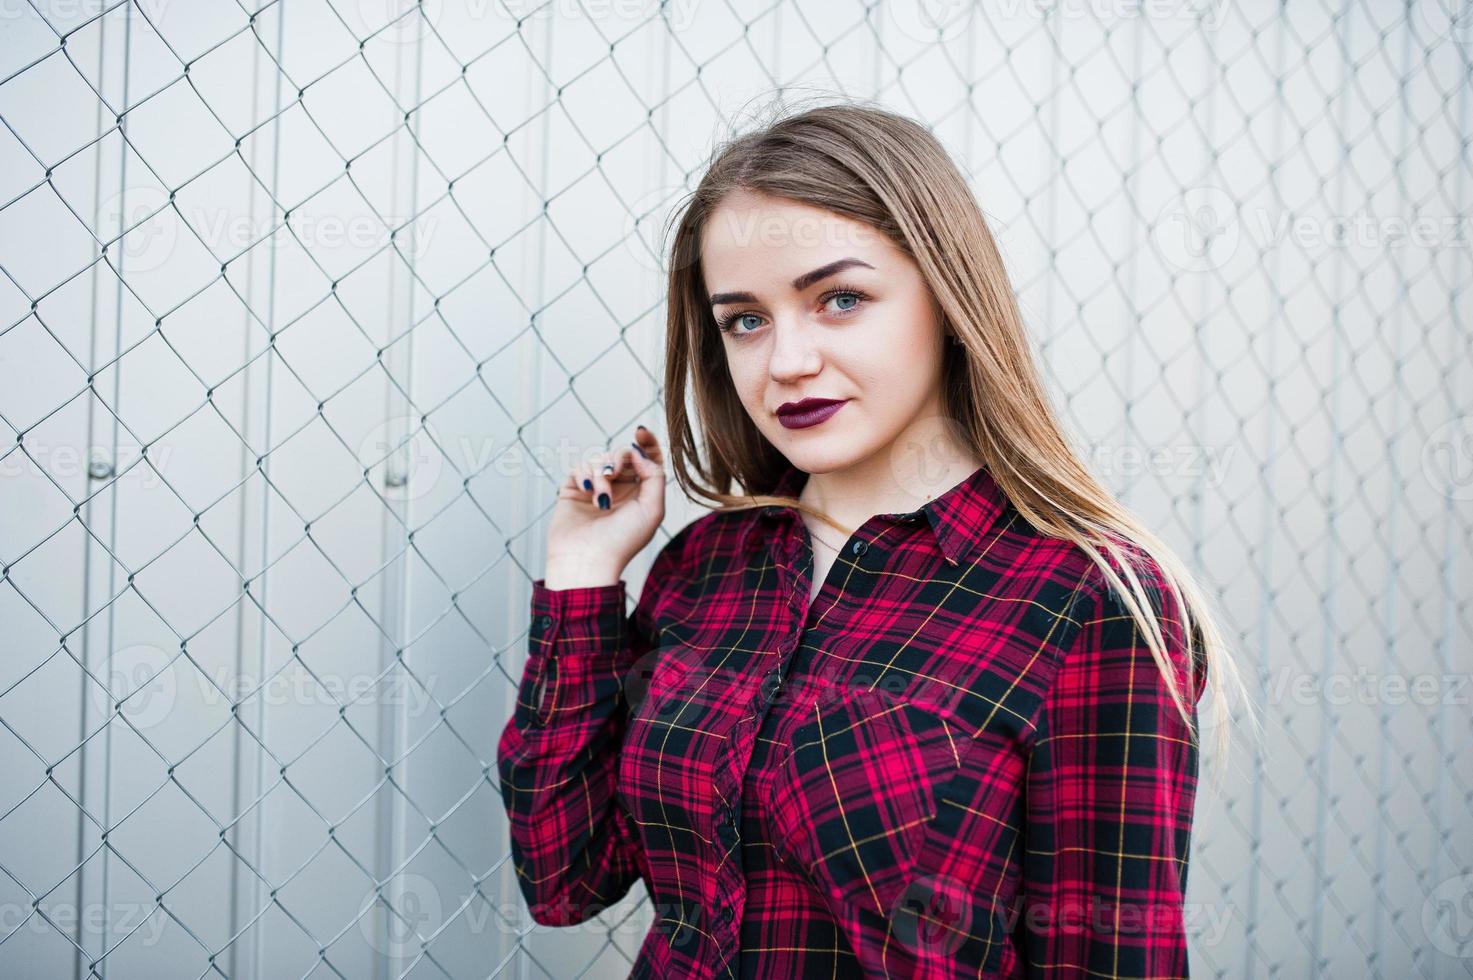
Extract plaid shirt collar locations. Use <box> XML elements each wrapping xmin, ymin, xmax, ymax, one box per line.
<box><xmin>739</xmin><ymin>458</ymin><xmax>1012</xmax><ymax>567</ymax></box>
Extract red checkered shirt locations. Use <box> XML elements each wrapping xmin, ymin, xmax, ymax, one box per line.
<box><xmin>497</xmin><ymin>461</ymin><xmax>1208</xmax><ymax>978</ymax></box>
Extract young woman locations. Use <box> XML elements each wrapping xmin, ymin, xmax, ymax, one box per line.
<box><xmin>497</xmin><ymin>100</ymin><xmax>1252</xmax><ymax>979</ymax></box>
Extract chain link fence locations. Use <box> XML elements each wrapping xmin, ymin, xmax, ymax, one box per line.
<box><xmin>0</xmin><ymin>0</ymin><xmax>1469</xmax><ymax>977</ymax></box>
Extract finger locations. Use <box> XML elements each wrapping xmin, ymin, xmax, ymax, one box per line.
<box><xmin>624</xmin><ymin>440</ymin><xmax>657</xmax><ymax>482</ymax></box>
<box><xmin>607</xmin><ymin>444</ymin><xmax>648</xmax><ymax>484</ymax></box>
<box><xmin>573</xmin><ymin>463</ymin><xmax>597</xmax><ymax>504</ymax></box>
<box><xmin>632</xmin><ymin>425</ymin><xmax>664</xmax><ymax>465</ymax></box>
<box><xmin>629</xmin><ymin>441</ymin><xmax>665</xmax><ymax>506</ymax></box>
<box><xmin>590</xmin><ymin>451</ymin><xmax>615</xmax><ymax>511</ymax></box>
<box><xmin>595</xmin><ymin>448</ymin><xmax>644</xmax><ymax>508</ymax></box>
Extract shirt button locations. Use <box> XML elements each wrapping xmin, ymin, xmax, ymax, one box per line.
<box><xmin>851</xmin><ymin>540</ymin><xmax>868</xmax><ymax>556</ymax></box>
<box><xmin>717</xmin><ymin>806</ymin><xmax>738</xmax><ymax>834</ymax></box>
<box><xmin>760</xmin><ymin>673</ymin><xmax>782</xmax><ymax>704</ymax></box>
<box><xmin>536</xmin><ymin>614</ymin><xmax>553</xmax><ymax>631</ymax></box>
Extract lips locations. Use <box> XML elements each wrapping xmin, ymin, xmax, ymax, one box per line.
<box><xmin>776</xmin><ymin>398</ymin><xmax>849</xmax><ymax>430</ymax></box>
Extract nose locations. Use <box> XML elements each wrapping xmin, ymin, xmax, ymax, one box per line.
<box><xmin>766</xmin><ymin>316</ymin><xmax>822</xmax><ymax>383</ymax></box>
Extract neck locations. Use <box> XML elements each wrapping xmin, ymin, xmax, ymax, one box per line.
<box><xmin>798</xmin><ymin>435</ymin><xmax>983</xmax><ymax>535</ymax></box>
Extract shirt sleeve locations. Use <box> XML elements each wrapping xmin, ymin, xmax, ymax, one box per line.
<box><xmin>1018</xmin><ymin>564</ymin><xmax>1206</xmax><ymax>978</ymax></box>
<box><xmin>494</xmin><ymin>528</ymin><xmax>686</xmax><ymax>927</ymax></box>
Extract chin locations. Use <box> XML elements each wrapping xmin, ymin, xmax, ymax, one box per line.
<box><xmin>778</xmin><ymin>442</ymin><xmax>871</xmax><ymax>475</ymax></box>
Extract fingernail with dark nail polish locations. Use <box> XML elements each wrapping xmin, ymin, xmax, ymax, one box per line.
<box><xmin>598</xmin><ymin>492</ymin><xmax>610</xmax><ymax>509</ymax></box>
<box><xmin>583</xmin><ymin>479</ymin><xmax>592</xmax><ymax>490</ymax></box>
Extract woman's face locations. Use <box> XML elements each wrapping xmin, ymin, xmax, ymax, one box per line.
<box><xmin>700</xmin><ymin>189</ymin><xmax>951</xmax><ymax>477</ymax></box>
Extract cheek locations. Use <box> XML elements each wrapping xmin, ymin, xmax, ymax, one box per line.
<box><xmin>842</xmin><ymin>327</ymin><xmax>926</xmax><ymax>386</ymax></box>
<box><xmin>844</xmin><ymin>332</ymin><xmax>943</xmax><ymax>414</ymax></box>
<box><xmin>877</xmin><ymin>316</ymin><xmax>943</xmax><ymax>376</ymax></box>
<box><xmin>724</xmin><ymin>348</ymin><xmax>766</xmax><ymax>404</ymax></box>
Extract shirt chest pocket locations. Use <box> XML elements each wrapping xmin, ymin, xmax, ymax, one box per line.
<box><xmin>770</xmin><ymin>686</ymin><xmax>970</xmax><ymax>922</ymax></box>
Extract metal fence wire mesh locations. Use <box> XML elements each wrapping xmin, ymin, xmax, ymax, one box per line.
<box><xmin>0</xmin><ymin>0</ymin><xmax>1470</xmax><ymax>977</ymax></box>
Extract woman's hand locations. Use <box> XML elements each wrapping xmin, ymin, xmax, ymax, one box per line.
<box><xmin>544</xmin><ymin>426</ymin><xmax>666</xmax><ymax>590</ymax></box>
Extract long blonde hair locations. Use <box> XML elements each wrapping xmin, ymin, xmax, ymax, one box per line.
<box><xmin>658</xmin><ymin>95</ymin><xmax>1258</xmax><ymax>788</ymax></box>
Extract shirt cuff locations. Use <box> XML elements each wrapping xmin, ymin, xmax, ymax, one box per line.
<box><xmin>529</xmin><ymin>578</ymin><xmax>631</xmax><ymax>656</ymax></box>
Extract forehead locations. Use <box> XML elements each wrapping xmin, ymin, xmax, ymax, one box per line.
<box><xmin>699</xmin><ymin>190</ymin><xmax>890</xmax><ymax>283</ymax></box>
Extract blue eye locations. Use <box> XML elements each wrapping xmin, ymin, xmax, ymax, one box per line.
<box><xmin>714</xmin><ymin>285</ymin><xmax>872</xmax><ymax>337</ymax></box>
<box><xmin>716</xmin><ymin>312</ymin><xmax>762</xmax><ymax>334</ymax></box>
<box><xmin>820</xmin><ymin>285</ymin><xmax>871</xmax><ymax>316</ymax></box>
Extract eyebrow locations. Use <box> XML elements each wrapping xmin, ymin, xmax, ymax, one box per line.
<box><xmin>708</xmin><ymin>257</ymin><xmax>876</xmax><ymax>306</ymax></box>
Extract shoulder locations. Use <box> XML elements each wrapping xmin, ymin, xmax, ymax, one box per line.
<box><xmin>1050</xmin><ymin>538</ymin><xmax>1206</xmax><ymax>703</ymax></box>
<box><xmin>987</xmin><ymin>516</ymin><xmax>1186</xmax><ymax>657</ymax></box>
<box><xmin>1017</xmin><ymin>527</ymin><xmax>1174</xmax><ymax>627</ymax></box>
<box><xmin>966</xmin><ymin>510</ymin><xmax>1103</xmax><ymax>635</ymax></box>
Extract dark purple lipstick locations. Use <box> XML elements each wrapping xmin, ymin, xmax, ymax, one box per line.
<box><xmin>776</xmin><ymin>397</ymin><xmax>849</xmax><ymax>430</ymax></box>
